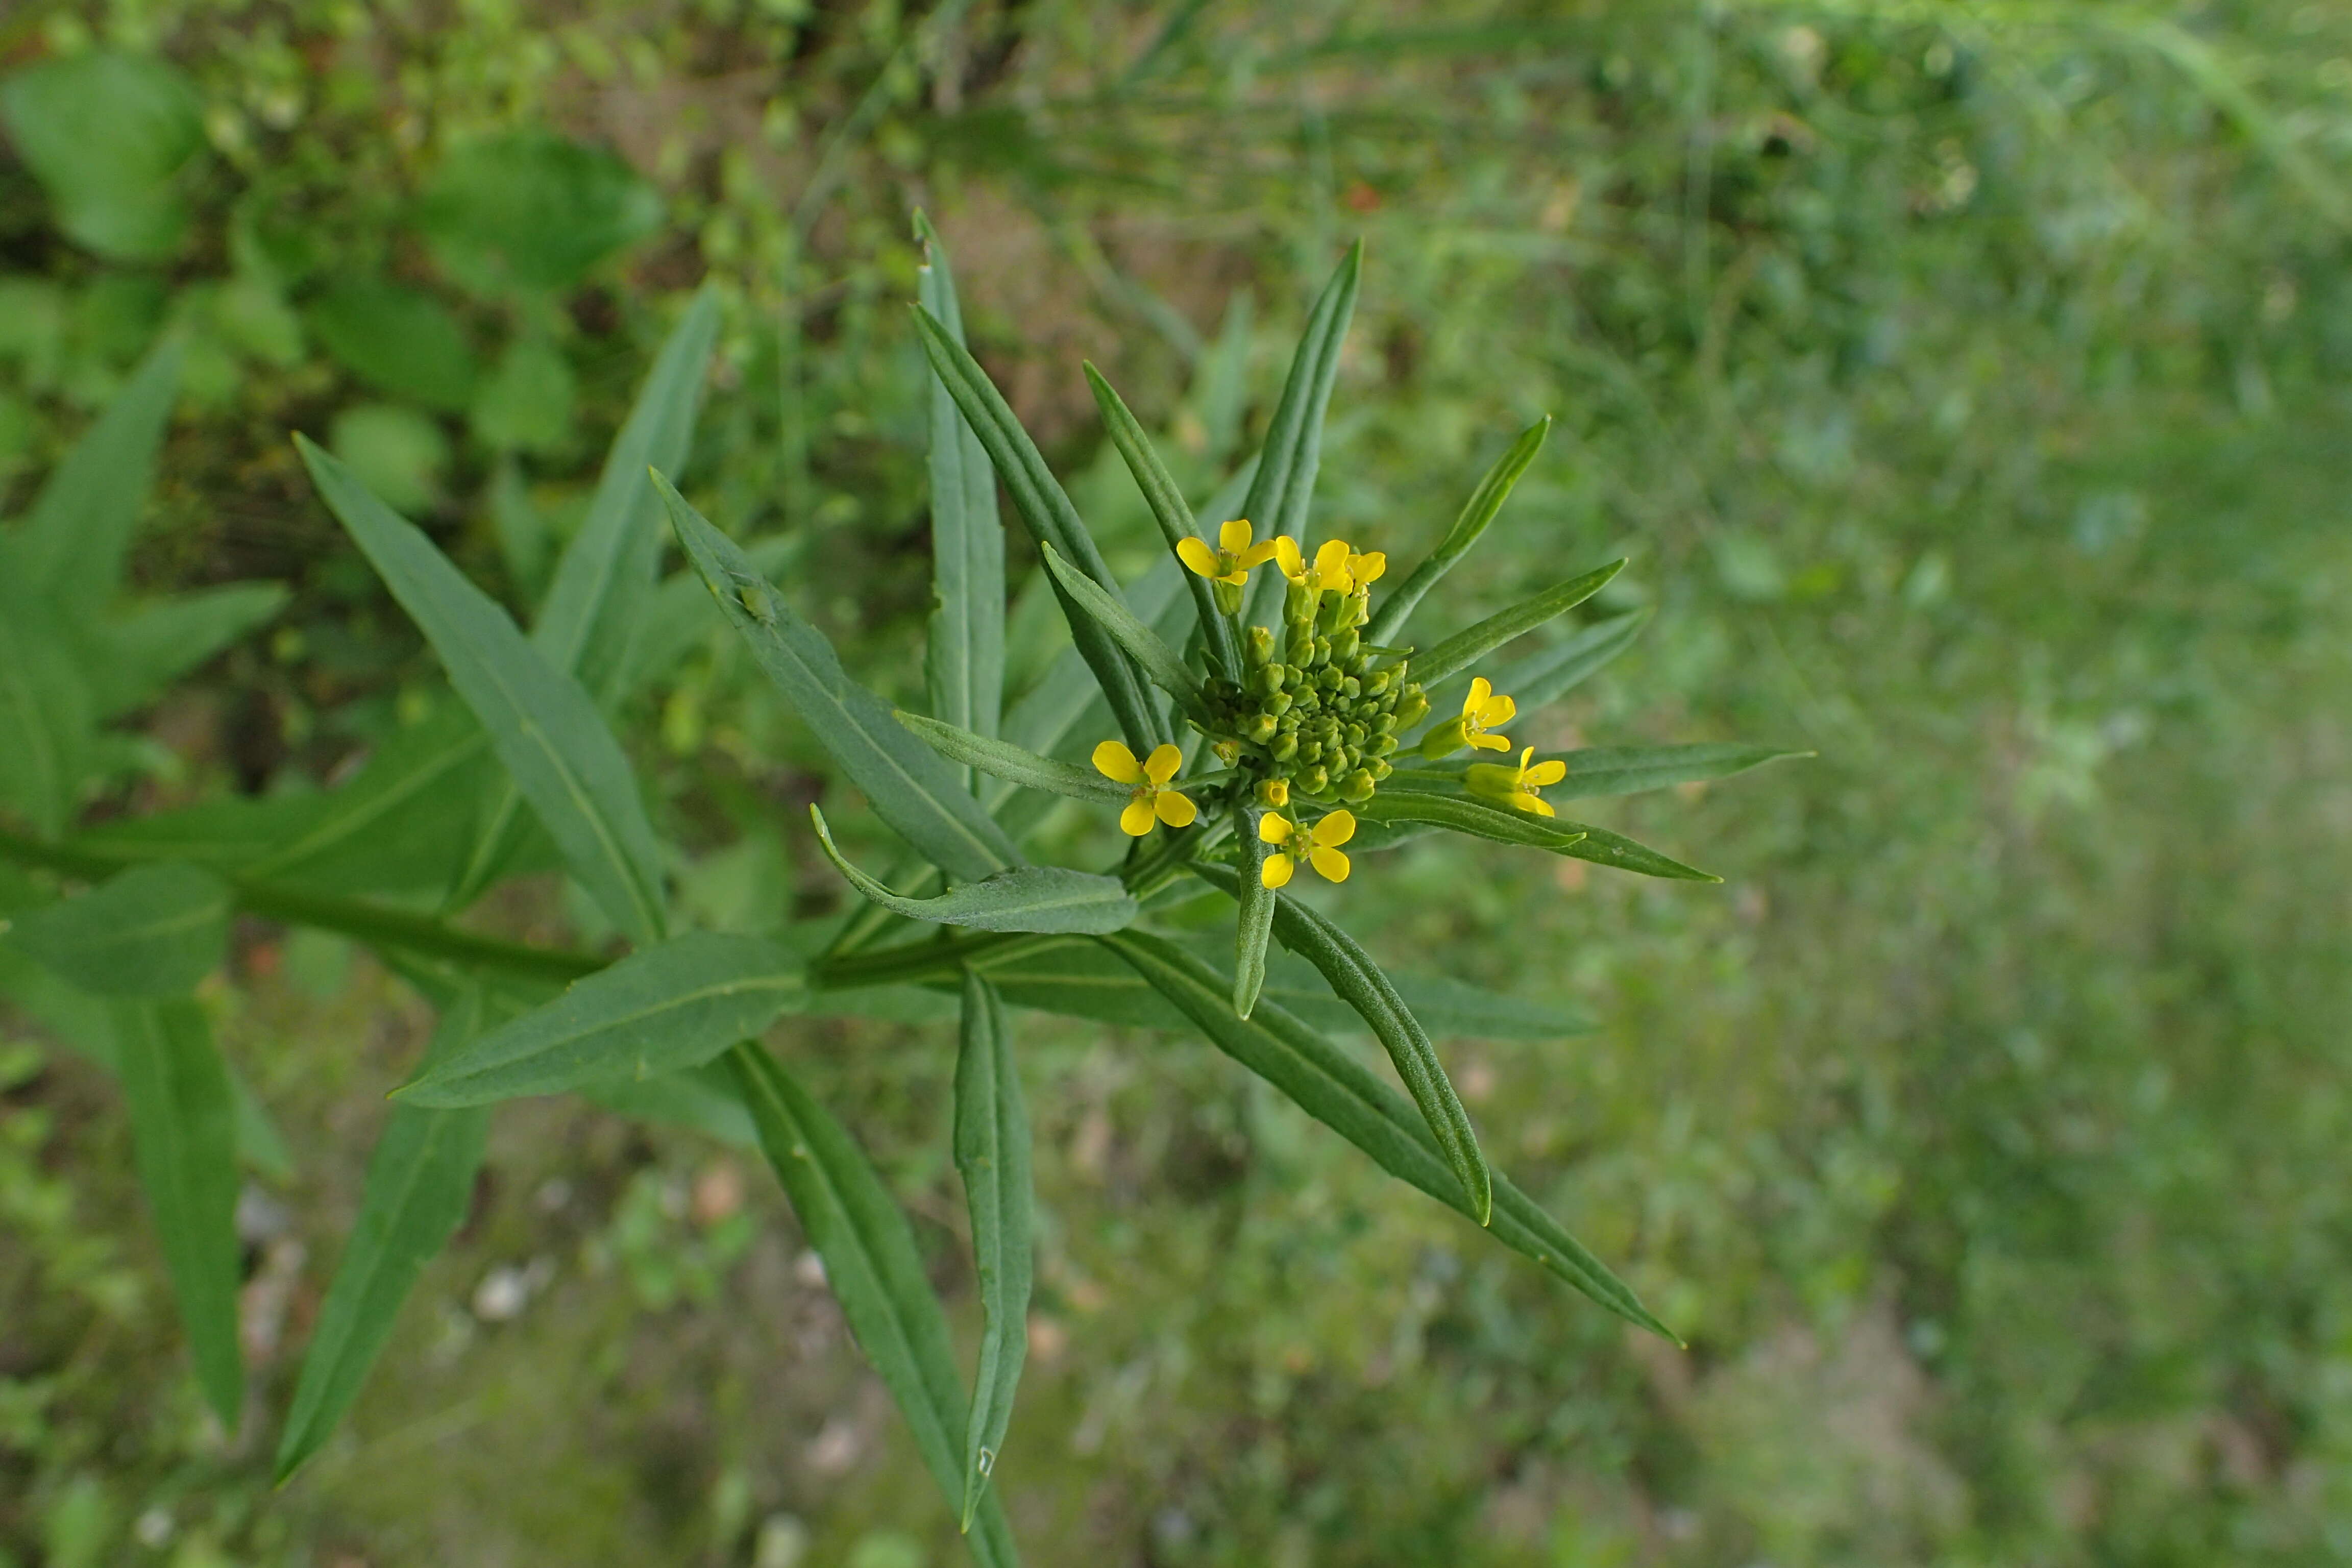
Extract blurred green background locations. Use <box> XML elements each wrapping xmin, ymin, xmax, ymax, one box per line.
<box><xmin>4</xmin><ymin>0</ymin><xmax>2350</xmax><ymax>1563</ymax></box>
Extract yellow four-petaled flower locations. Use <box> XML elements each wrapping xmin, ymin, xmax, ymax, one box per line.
<box><xmin>1176</xmin><ymin>519</ymin><xmax>1280</xmax><ymax>585</ymax></box>
<box><xmin>1093</xmin><ymin>740</ymin><xmax>1198</xmax><ymax>836</ymax></box>
<box><xmin>1466</xmin><ymin>745</ymin><xmax>1569</xmax><ymax>817</ymax></box>
<box><xmin>1275</xmin><ymin>535</ymin><xmax>1358</xmax><ymax>595</ymax></box>
<box><xmin>1419</xmin><ymin>676</ymin><xmax>1516</xmax><ymax>758</ymax></box>
<box><xmin>1259</xmin><ymin>808</ymin><xmax>1356</xmax><ymax>887</ymax></box>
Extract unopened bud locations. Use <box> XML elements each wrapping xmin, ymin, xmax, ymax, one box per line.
<box><xmin>1340</xmin><ymin>768</ymin><xmax>1376</xmax><ymax>802</ymax></box>
<box><xmin>1296</xmin><ymin>765</ymin><xmax>1330</xmax><ymax>796</ymax></box>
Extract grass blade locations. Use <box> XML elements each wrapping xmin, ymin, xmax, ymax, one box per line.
<box><xmin>911</xmin><ymin>303</ymin><xmax>1164</xmax><ymax>754</ymax></box>
<box><xmin>6</xmin><ymin>861</ymin><xmax>229</xmax><ymax>998</ymax></box>
<box><xmin>1082</xmin><ymin>362</ymin><xmax>1240</xmax><ymax>676</ymax></box>
<box><xmin>1412</xmin><ymin>559</ymin><xmax>1626</xmax><ymax>690</ymax></box>
<box><xmin>1037</xmin><ymin>542</ymin><xmax>1203</xmax><ymax>715</ymax></box>
<box><xmin>953</xmin><ymin>973</ymin><xmax>1032</xmax><ymax>1530</ymax></box>
<box><xmin>1189</xmin><ymin>864</ymin><xmax>1491</xmax><ymax>1224</ymax></box>
<box><xmin>533</xmin><ymin>288</ymin><xmax>721</xmax><ymax>701</ymax></box>
<box><xmin>1236</xmin><ymin>243</ymin><xmax>1361</xmax><ymax>629</ymax></box>
<box><xmin>398</xmin><ymin>932</ymin><xmax>802</xmax><ymax>1107</ymax></box>
<box><xmin>658</xmin><ymin>473</ymin><xmax>1022</xmax><ymax>883</ymax></box>
<box><xmin>811</xmin><ymin>806</ymin><xmax>1137</xmax><ymax>935</ymax></box>
<box><xmin>916</xmin><ymin>214</ymin><xmax>1007</xmax><ymax>783</ymax></box>
<box><xmin>113</xmin><ymin>998</ymin><xmax>244</xmax><ymax>1426</ymax></box>
<box><xmin>1099</xmin><ymin>931</ymin><xmax>1670</xmax><ymax>1339</ymax></box>
<box><xmin>894</xmin><ymin>711</ymin><xmax>1132</xmax><ymax>803</ymax></box>
<box><xmin>298</xmin><ymin>435</ymin><xmax>669</xmax><ymax>945</ymax></box>
<box><xmin>14</xmin><ymin>341</ymin><xmax>179</xmax><ymax>603</ymax></box>
<box><xmin>1365</xmin><ymin>415</ymin><xmax>1550</xmax><ymax>646</ymax></box>
<box><xmin>726</xmin><ymin>1041</ymin><xmax>1022</xmax><ymax>1565</ymax></box>
<box><xmin>275</xmin><ymin>991</ymin><xmax>493</xmax><ymax>1481</ymax></box>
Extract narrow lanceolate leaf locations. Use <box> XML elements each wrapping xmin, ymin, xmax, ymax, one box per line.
<box><xmin>1099</xmin><ymin>932</ymin><xmax>1671</xmax><ymax>1339</ymax></box>
<box><xmin>1411</xmin><ymin>558</ymin><xmax>1627</xmax><ymax>690</ymax></box>
<box><xmin>113</xmin><ymin>999</ymin><xmax>244</xmax><ymax>1426</ymax></box>
<box><xmin>1399</xmin><ymin>744</ymin><xmax>1809</xmax><ymax>802</ymax></box>
<box><xmin>1355</xmin><ymin>790</ymin><xmax>1719</xmax><ymax>881</ymax></box>
<box><xmin>298</xmin><ymin>435</ymin><xmax>669</xmax><ymax>945</ymax></box>
<box><xmin>14</xmin><ymin>340</ymin><xmax>180</xmax><ymax>602</ymax></box>
<box><xmin>726</xmin><ymin>1042</ymin><xmax>1022</xmax><ymax>1567</ymax></box>
<box><xmin>916</xmin><ymin>214</ymin><xmax>1006</xmax><ymax>781</ymax></box>
<box><xmin>275</xmin><ymin>992</ymin><xmax>493</xmax><ymax>1481</ymax></box>
<box><xmin>895</xmin><ymin>711</ymin><xmax>1132</xmax><ymax>803</ymax></box>
<box><xmin>1188</xmin><ymin>865</ymin><xmax>1490</xmax><ymax>1226</ymax></box>
<box><xmin>0</xmin><ymin>606</ymin><xmax>92</xmax><ymax>837</ymax></box>
<box><xmin>911</xmin><ymin>304</ymin><xmax>1163</xmax><ymax>755</ymax></box>
<box><xmin>811</xmin><ymin>807</ymin><xmax>1136</xmax><ymax>936</ymax></box>
<box><xmin>533</xmin><ymin>288</ymin><xmax>721</xmax><ymax>700</ymax></box>
<box><xmin>658</xmin><ymin>474</ymin><xmax>1022</xmax><ymax>884</ymax></box>
<box><xmin>1083</xmin><ymin>363</ymin><xmax>1240</xmax><ymax>677</ymax></box>
<box><xmin>1036</xmin><ymin>542</ymin><xmax>1203</xmax><ymax>716</ymax></box>
<box><xmin>953</xmin><ymin>973</ymin><xmax>1032</xmax><ymax>1531</ymax></box>
<box><xmin>6</xmin><ymin>861</ymin><xmax>229</xmax><ymax>997</ymax></box>
<box><xmin>398</xmin><ymin>932</ymin><xmax>802</xmax><ymax>1107</ymax></box>
<box><xmin>995</xmin><ymin>556</ymin><xmax>1187</xmax><ymax>818</ymax></box>
<box><xmin>1232</xmin><ymin>803</ymin><xmax>1277</xmax><ymax>1020</ymax></box>
<box><xmin>1238</xmin><ymin>243</ymin><xmax>1362</xmax><ymax>630</ymax></box>
<box><xmin>1366</xmin><ymin>415</ymin><xmax>1550</xmax><ymax>647</ymax></box>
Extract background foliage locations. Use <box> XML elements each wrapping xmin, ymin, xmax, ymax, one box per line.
<box><xmin>3</xmin><ymin>0</ymin><xmax>2349</xmax><ymax>1563</ymax></box>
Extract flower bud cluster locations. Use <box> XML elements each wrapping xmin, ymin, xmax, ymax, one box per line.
<box><xmin>1198</xmin><ymin>565</ymin><xmax>1430</xmax><ymax>807</ymax></box>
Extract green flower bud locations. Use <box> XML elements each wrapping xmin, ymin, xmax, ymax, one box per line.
<box><xmin>1367</xmin><ymin>757</ymin><xmax>1392</xmax><ymax>782</ymax></box>
<box><xmin>1367</xmin><ymin>732</ymin><xmax>1397</xmax><ymax>757</ymax></box>
<box><xmin>1338</xmin><ymin>675</ymin><xmax>1361</xmax><ymax>701</ymax></box>
<box><xmin>1340</xmin><ymin>768</ymin><xmax>1376</xmax><ymax>802</ymax></box>
<box><xmin>1296</xmin><ymin>764</ymin><xmax>1329</xmax><ymax>796</ymax></box>
<box><xmin>1246</xmin><ymin>625</ymin><xmax>1277</xmax><ymax>666</ymax></box>
<box><xmin>1271</xmin><ymin>731</ymin><xmax>1300</xmax><ymax>762</ymax></box>
<box><xmin>1391</xmin><ymin>688</ymin><xmax>1429</xmax><ymax>730</ymax></box>
<box><xmin>1245</xmin><ymin>712</ymin><xmax>1279</xmax><ymax>743</ymax></box>
<box><xmin>1330</xmin><ymin>627</ymin><xmax>1359</xmax><ymax>665</ymax></box>
<box><xmin>1266</xmin><ymin>691</ymin><xmax>1294</xmax><ymax>717</ymax></box>
<box><xmin>1286</xmin><ymin>630</ymin><xmax>1315</xmax><ymax>665</ymax></box>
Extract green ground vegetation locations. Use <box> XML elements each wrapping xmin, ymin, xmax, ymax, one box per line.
<box><xmin>3</xmin><ymin>1</ymin><xmax>2350</xmax><ymax>1563</ymax></box>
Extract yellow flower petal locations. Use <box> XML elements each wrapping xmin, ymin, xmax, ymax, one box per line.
<box><xmin>1156</xmin><ymin>789</ymin><xmax>1197</xmax><ymax>827</ymax></box>
<box><xmin>1259</xmin><ymin>812</ymin><xmax>1295</xmax><ymax>844</ymax></box>
<box><xmin>1470</xmin><ymin>731</ymin><xmax>1513</xmax><ymax>752</ymax></box>
<box><xmin>1275</xmin><ymin>535</ymin><xmax>1305</xmax><ymax>580</ymax></box>
<box><xmin>1512</xmin><ymin>792</ymin><xmax>1556</xmax><ymax>817</ymax></box>
<box><xmin>1175</xmin><ymin>537</ymin><xmax>1221</xmax><ymax>579</ymax></box>
<box><xmin>1313</xmin><ymin>809</ymin><xmax>1357</xmax><ymax>848</ymax></box>
<box><xmin>1476</xmin><ymin>693</ymin><xmax>1517</xmax><ymax>728</ymax></box>
<box><xmin>1314</xmin><ymin>538</ymin><xmax>1352</xmax><ymax>588</ymax></box>
<box><xmin>1261</xmin><ymin>853</ymin><xmax>1295</xmax><ymax>889</ymax></box>
<box><xmin>1143</xmin><ymin>743</ymin><xmax>1184</xmax><ymax>784</ymax></box>
<box><xmin>1524</xmin><ymin>760</ymin><xmax>1567</xmax><ymax>787</ymax></box>
<box><xmin>1119</xmin><ymin>796</ymin><xmax>1159</xmax><ymax>836</ymax></box>
<box><xmin>1237</xmin><ymin>541</ymin><xmax>1279</xmax><ymax>569</ymax></box>
<box><xmin>1349</xmin><ymin>551</ymin><xmax>1386</xmax><ymax>585</ymax></box>
<box><xmin>1464</xmin><ymin>677</ymin><xmax>1491</xmax><ymax>717</ymax></box>
<box><xmin>1309</xmin><ymin>845</ymin><xmax>1351</xmax><ymax>883</ymax></box>
<box><xmin>1093</xmin><ymin>740</ymin><xmax>1144</xmax><ymax>783</ymax></box>
<box><xmin>1218</xmin><ymin>518</ymin><xmax>1254</xmax><ymax>554</ymax></box>
<box><xmin>1217</xmin><ymin>568</ymin><xmax>1248</xmax><ymax>585</ymax></box>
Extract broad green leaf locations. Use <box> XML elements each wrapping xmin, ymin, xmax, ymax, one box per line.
<box><xmin>1412</xmin><ymin>559</ymin><xmax>1627</xmax><ymax>689</ymax></box>
<box><xmin>895</xmin><ymin>711</ymin><xmax>1131</xmax><ymax>803</ymax></box>
<box><xmin>1189</xmin><ymin>864</ymin><xmax>1491</xmax><ymax>1224</ymax></box>
<box><xmin>1082</xmin><ymin>363</ymin><xmax>1240</xmax><ymax>676</ymax></box>
<box><xmin>1236</xmin><ymin>243</ymin><xmax>1361</xmax><ymax>630</ymax></box>
<box><xmin>415</xmin><ymin>130</ymin><xmax>663</xmax><ymax>296</ymax></box>
<box><xmin>275</xmin><ymin>992</ymin><xmax>493</xmax><ymax>1481</ymax></box>
<box><xmin>1365</xmin><ymin>415</ymin><xmax>1550</xmax><ymax>646</ymax></box>
<box><xmin>953</xmin><ymin>973</ymin><xmax>1032</xmax><ymax>1530</ymax></box>
<box><xmin>89</xmin><ymin>583</ymin><xmax>288</xmax><ymax>717</ymax></box>
<box><xmin>1356</xmin><ymin>790</ymin><xmax>1719</xmax><ymax>880</ymax></box>
<box><xmin>659</xmin><ymin>474</ymin><xmax>1021</xmax><ymax>883</ymax></box>
<box><xmin>11</xmin><ymin>340</ymin><xmax>180</xmax><ymax>599</ymax></box>
<box><xmin>299</xmin><ymin>435</ymin><xmax>669</xmax><ymax>945</ymax></box>
<box><xmin>6</xmin><ymin>862</ymin><xmax>229</xmax><ymax>998</ymax></box>
<box><xmin>1232</xmin><ymin>802</ymin><xmax>1277</xmax><ymax>1020</ymax></box>
<box><xmin>468</xmin><ymin>333</ymin><xmax>576</xmax><ymax>454</ymax></box>
<box><xmin>726</xmin><ymin>1042</ymin><xmax>1022</xmax><ymax>1566</ymax></box>
<box><xmin>398</xmin><ymin>933</ymin><xmax>801</xmax><ymax>1107</ymax></box>
<box><xmin>911</xmin><ymin>303</ymin><xmax>1164</xmax><ymax>755</ymax></box>
<box><xmin>308</xmin><ymin>280</ymin><xmax>479</xmax><ymax>412</ymax></box>
<box><xmin>113</xmin><ymin>999</ymin><xmax>244</xmax><ymax>1425</ymax></box>
<box><xmin>811</xmin><ymin>806</ymin><xmax>1136</xmax><ymax>936</ymax></box>
<box><xmin>1099</xmin><ymin>931</ymin><xmax>1670</xmax><ymax>1339</ymax></box>
<box><xmin>0</xmin><ymin>53</ymin><xmax>205</xmax><ymax>262</ymax></box>
<box><xmin>0</xmin><ymin>605</ymin><xmax>93</xmax><ymax>837</ymax></box>
<box><xmin>1037</xmin><ymin>543</ymin><xmax>1204</xmax><ymax>717</ymax></box>
<box><xmin>1395</xmin><ymin>743</ymin><xmax>1809</xmax><ymax>802</ymax></box>
<box><xmin>916</xmin><ymin>214</ymin><xmax>1006</xmax><ymax>786</ymax></box>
